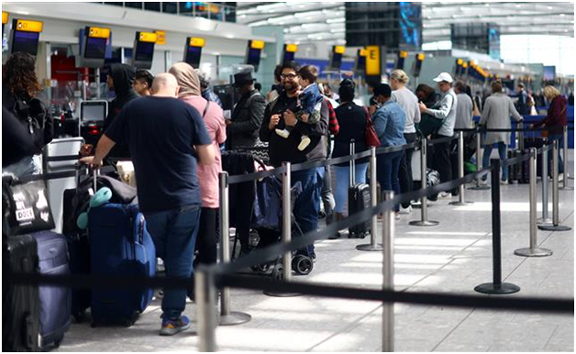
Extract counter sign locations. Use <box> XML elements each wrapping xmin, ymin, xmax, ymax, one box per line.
<box><xmin>365</xmin><ymin>45</ymin><xmax>381</xmax><ymax>76</ymax></box>
<box><xmin>155</xmin><ymin>30</ymin><xmax>165</xmax><ymax>45</ymax></box>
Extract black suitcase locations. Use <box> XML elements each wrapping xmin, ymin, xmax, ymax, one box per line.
<box><xmin>508</xmin><ymin>150</ymin><xmax>520</xmax><ymax>183</ymax></box>
<box><xmin>524</xmin><ymin>137</ymin><xmax>551</xmax><ymax>178</ymax></box>
<box><xmin>2</xmin><ymin>235</ymin><xmax>41</xmax><ymax>352</ymax></box>
<box><xmin>347</xmin><ymin>140</ymin><xmax>370</xmax><ymax>238</ymax></box>
<box><xmin>32</xmin><ymin>231</ymin><xmax>71</xmax><ymax>350</ymax></box>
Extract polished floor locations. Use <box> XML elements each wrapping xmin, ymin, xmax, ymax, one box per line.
<box><xmin>56</xmin><ymin>157</ymin><xmax>574</xmax><ymax>352</ymax></box>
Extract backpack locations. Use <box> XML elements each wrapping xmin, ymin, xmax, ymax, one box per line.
<box><xmin>12</xmin><ymin>96</ymin><xmax>52</xmax><ymax>154</ymax></box>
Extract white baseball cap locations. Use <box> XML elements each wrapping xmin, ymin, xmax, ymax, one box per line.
<box><xmin>433</xmin><ymin>72</ymin><xmax>454</xmax><ymax>83</ymax></box>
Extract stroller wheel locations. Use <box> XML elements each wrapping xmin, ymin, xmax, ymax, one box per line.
<box><xmin>292</xmin><ymin>255</ymin><xmax>313</xmax><ymax>275</ymax></box>
<box><xmin>271</xmin><ymin>264</ymin><xmax>284</xmax><ymax>281</ymax></box>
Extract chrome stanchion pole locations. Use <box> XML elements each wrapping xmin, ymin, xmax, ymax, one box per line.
<box><xmin>381</xmin><ymin>190</ymin><xmax>395</xmax><ymax>352</ymax></box>
<box><xmin>357</xmin><ymin>147</ymin><xmax>383</xmax><ymax>251</ymax></box>
<box><xmin>451</xmin><ymin>132</ymin><xmax>473</xmax><ymax>205</ymax></box>
<box><xmin>469</xmin><ymin>127</ymin><xmax>490</xmax><ymax>190</ymax></box>
<box><xmin>515</xmin><ymin>149</ymin><xmax>553</xmax><ymax>257</ymax></box>
<box><xmin>410</xmin><ymin>138</ymin><xmax>439</xmax><ymax>226</ymax></box>
<box><xmin>537</xmin><ymin>141</ymin><xmax>553</xmax><ymax>225</ymax></box>
<box><xmin>265</xmin><ymin>162</ymin><xmax>300</xmax><ymax>297</ymax></box>
<box><xmin>560</xmin><ymin>126</ymin><xmax>573</xmax><ymax>190</ymax></box>
<box><xmin>539</xmin><ymin>141</ymin><xmax>572</xmax><ymax>232</ymax></box>
<box><xmin>218</xmin><ymin>172</ymin><xmax>251</xmax><ymax>325</ymax></box>
<box><xmin>196</xmin><ymin>268</ymin><xmax>218</xmax><ymax>352</ymax></box>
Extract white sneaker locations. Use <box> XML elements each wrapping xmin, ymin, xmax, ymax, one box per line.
<box><xmin>275</xmin><ymin>128</ymin><xmax>290</xmax><ymax>139</ymax></box>
<box><xmin>298</xmin><ymin>136</ymin><xmax>311</xmax><ymax>151</ymax></box>
<box><xmin>399</xmin><ymin>205</ymin><xmax>412</xmax><ymax>214</ymax></box>
<box><xmin>438</xmin><ymin>192</ymin><xmax>451</xmax><ymax>199</ymax></box>
<box><xmin>500</xmin><ymin>179</ymin><xmax>509</xmax><ymax>185</ymax></box>
<box><xmin>558</xmin><ymin>173</ymin><xmax>564</xmax><ymax>182</ymax></box>
<box><xmin>395</xmin><ymin>212</ymin><xmax>401</xmax><ymax>220</ymax></box>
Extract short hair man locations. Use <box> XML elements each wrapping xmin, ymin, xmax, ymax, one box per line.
<box><xmin>259</xmin><ymin>61</ymin><xmax>329</xmax><ymax>261</ymax></box>
<box><xmin>82</xmin><ymin>73</ymin><xmax>214</xmax><ymax>335</ymax></box>
<box><xmin>133</xmin><ymin>69</ymin><xmax>154</xmax><ymax>96</ymax></box>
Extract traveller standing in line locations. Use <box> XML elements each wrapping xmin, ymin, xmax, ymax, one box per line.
<box><xmin>196</xmin><ymin>70</ymin><xmax>223</xmax><ymax>109</ymax></box>
<box><xmin>170</xmin><ymin>62</ymin><xmax>227</xmax><ymax>266</ymax></box>
<box><xmin>133</xmin><ymin>69</ymin><xmax>154</xmax><ymax>97</ymax></box>
<box><xmin>418</xmin><ymin>72</ymin><xmax>458</xmax><ymax>197</ymax></box>
<box><xmin>515</xmin><ymin>83</ymin><xmax>530</xmax><ymax>116</ymax></box>
<box><xmin>454</xmin><ymin>81</ymin><xmax>474</xmax><ymax>130</ymax></box>
<box><xmin>479</xmin><ymin>80</ymin><xmax>523</xmax><ymax>185</ymax></box>
<box><xmin>390</xmin><ymin>69</ymin><xmax>420</xmax><ymax>213</ymax></box>
<box><xmin>82</xmin><ymin>73</ymin><xmax>214</xmax><ymax>336</ymax></box>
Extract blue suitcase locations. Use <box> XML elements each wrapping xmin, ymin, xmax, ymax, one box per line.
<box><xmin>32</xmin><ymin>231</ymin><xmax>72</xmax><ymax>350</ymax></box>
<box><xmin>88</xmin><ymin>203</ymin><xmax>156</xmax><ymax>327</ymax></box>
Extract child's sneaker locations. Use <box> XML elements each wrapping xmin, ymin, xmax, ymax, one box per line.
<box><xmin>298</xmin><ymin>136</ymin><xmax>311</xmax><ymax>151</ymax></box>
<box><xmin>160</xmin><ymin>315</ymin><xmax>191</xmax><ymax>336</ymax></box>
<box><xmin>275</xmin><ymin>129</ymin><xmax>290</xmax><ymax>139</ymax></box>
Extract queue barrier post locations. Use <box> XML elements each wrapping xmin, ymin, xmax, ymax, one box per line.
<box><xmin>537</xmin><ymin>140</ymin><xmax>553</xmax><ymax>225</ymax></box>
<box><xmin>560</xmin><ymin>126</ymin><xmax>573</xmax><ymax>190</ymax></box>
<box><xmin>515</xmin><ymin>149</ymin><xmax>553</xmax><ymax>257</ymax></box>
<box><xmin>475</xmin><ymin>159</ymin><xmax>521</xmax><ymax>294</ymax></box>
<box><xmin>469</xmin><ymin>126</ymin><xmax>490</xmax><ymax>190</ymax></box>
<box><xmin>196</xmin><ymin>268</ymin><xmax>218</xmax><ymax>352</ymax></box>
<box><xmin>357</xmin><ymin>147</ymin><xmax>383</xmax><ymax>251</ymax></box>
<box><xmin>217</xmin><ymin>172</ymin><xmax>252</xmax><ymax>325</ymax></box>
<box><xmin>381</xmin><ymin>190</ymin><xmax>395</xmax><ymax>352</ymax></box>
<box><xmin>450</xmin><ymin>132</ymin><xmax>474</xmax><ymax>206</ymax></box>
<box><xmin>409</xmin><ymin>137</ymin><xmax>439</xmax><ymax>227</ymax></box>
<box><xmin>538</xmin><ymin>140</ymin><xmax>572</xmax><ymax>232</ymax></box>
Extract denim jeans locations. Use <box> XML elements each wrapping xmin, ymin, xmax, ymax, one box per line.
<box><xmin>332</xmin><ymin>163</ymin><xmax>368</xmax><ymax>214</ymax></box>
<box><xmin>482</xmin><ymin>142</ymin><xmax>508</xmax><ymax>181</ymax></box>
<box><xmin>144</xmin><ymin>205</ymin><xmax>201</xmax><ymax>320</ymax></box>
<box><xmin>548</xmin><ymin>133</ymin><xmax>564</xmax><ymax>173</ymax></box>
<box><xmin>292</xmin><ymin>167</ymin><xmax>324</xmax><ymax>257</ymax></box>
<box><xmin>377</xmin><ymin>150</ymin><xmax>403</xmax><ymax>212</ymax></box>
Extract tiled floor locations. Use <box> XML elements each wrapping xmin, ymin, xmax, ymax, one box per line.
<box><xmin>56</xmin><ymin>157</ymin><xmax>574</xmax><ymax>352</ymax></box>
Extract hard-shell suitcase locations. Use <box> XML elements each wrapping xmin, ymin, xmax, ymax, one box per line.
<box><xmin>2</xmin><ymin>235</ymin><xmax>40</xmax><ymax>352</ymax></box>
<box><xmin>88</xmin><ymin>203</ymin><xmax>156</xmax><ymax>327</ymax></box>
<box><xmin>32</xmin><ymin>231</ymin><xmax>71</xmax><ymax>350</ymax></box>
<box><xmin>347</xmin><ymin>141</ymin><xmax>370</xmax><ymax>238</ymax></box>
<box><xmin>508</xmin><ymin>150</ymin><xmax>521</xmax><ymax>183</ymax></box>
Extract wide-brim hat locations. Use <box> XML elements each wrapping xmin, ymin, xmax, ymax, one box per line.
<box><xmin>233</xmin><ymin>71</ymin><xmax>256</xmax><ymax>88</ymax></box>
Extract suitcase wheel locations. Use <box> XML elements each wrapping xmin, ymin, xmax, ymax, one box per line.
<box><xmin>292</xmin><ymin>255</ymin><xmax>313</xmax><ymax>275</ymax></box>
<box><xmin>271</xmin><ymin>264</ymin><xmax>284</xmax><ymax>282</ymax></box>
<box><xmin>251</xmin><ymin>262</ymin><xmax>271</xmax><ymax>274</ymax></box>
<box><xmin>73</xmin><ymin>310</ymin><xmax>86</xmax><ymax>323</ymax></box>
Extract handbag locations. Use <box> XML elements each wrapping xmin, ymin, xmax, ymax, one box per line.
<box><xmin>363</xmin><ymin>107</ymin><xmax>381</xmax><ymax>147</ymax></box>
<box><xmin>417</xmin><ymin>113</ymin><xmax>444</xmax><ymax>137</ymax></box>
<box><xmin>3</xmin><ymin>177</ymin><xmax>55</xmax><ymax>236</ymax></box>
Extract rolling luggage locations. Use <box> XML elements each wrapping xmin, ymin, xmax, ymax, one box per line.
<box><xmin>2</xmin><ymin>235</ymin><xmax>41</xmax><ymax>352</ymax></box>
<box><xmin>508</xmin><ymin>150</ymin><xmax>521</xmax><ymax>183</ymax></box>
<box><xmin>348</xmin><ymin>141</ymin><xmax>370</xmax><ymax>238</ymax></box>
<box><xmin>88</xmin><ymin>202</ymin><xmax>156</xmax><ymax>327</ymax></box>
<box><xmin>32</xmin><ymin>231</ymin><xmax>71</xmax><ymax>350</ymax></box>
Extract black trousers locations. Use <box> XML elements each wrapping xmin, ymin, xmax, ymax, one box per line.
<box><xmin>432</xmin><ymin>133</ymin><xmax>453</xmax><ymax>184</ymax></box>
<box><xmin>195</xmin><ymin>207</ymin><xmax>218</xmax><ymax>265</ymax></box>
<box><xmin>398</xmin><ymin>132</ymin><xmax>417</xmax><ymax>208</ymax></box>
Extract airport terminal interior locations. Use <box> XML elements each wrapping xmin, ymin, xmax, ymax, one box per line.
<box><xmin>2</xmin><ymin>1</ymin><xmax>574</xmax><ymax>352</ymax></box>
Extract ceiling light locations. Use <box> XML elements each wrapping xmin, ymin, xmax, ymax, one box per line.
<box><xmin>485</xmin><ymin>3</ymin><xmax>489</xmax><ymax>7</ymax></box>
<box><xmin>327</xmin><ymin>18</ymin><xmax>345</xmax><ymax>24</ymax></box>
<box><xmin>560</xmin><ymin>13</ymin><xmax>566</xmax><ymax>17</ymax></box>
<box><xmin>548</xmin><ymin>6</ymin><xmax>553</xmax><ymax>10</ymax></box>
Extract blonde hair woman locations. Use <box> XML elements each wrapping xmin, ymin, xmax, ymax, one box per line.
<box><xmin>389</xmin><ymin>69</ymin><xmax>420</xmax><ymax>210</ymax></box>
<box><xmin>531</xmin><ymin>85</ymin><xmax>568</xmax><ymax>175</ymax></box>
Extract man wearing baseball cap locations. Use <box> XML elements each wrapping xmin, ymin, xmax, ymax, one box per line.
<box><xmin>418</xmin><ymin>72</ymin><xmax>458</xmax><ymax>197</ymax></box>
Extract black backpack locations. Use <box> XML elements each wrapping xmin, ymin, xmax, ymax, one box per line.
<box><xmin>12</xmin><ymin>96</ymin><xmax>53</xmax><ymax>154</ymax></box>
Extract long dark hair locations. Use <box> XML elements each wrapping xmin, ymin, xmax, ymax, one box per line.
<box><xmin>4</xmin><ymin>52</ymin><xmax>42</xmax><ymax>98</ymax></box>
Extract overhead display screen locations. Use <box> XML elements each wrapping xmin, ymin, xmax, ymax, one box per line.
<box><xmin>246</xmin><ymin>47</ymin><xmax>261</xmax><ymax>70</ymax></box>
<box><xmin>84</xmin><ymin>36</ymin><xmax>107</xmax><ymax>59</ymax></box>
<box><xmin>135</xmin><ymin>41</ymin><xmax>154</xmax><ymax>62</ymax></box>
<box><xmin>11</xmin><ymin>30</ymin><xmax>39</xmax><ymax>55</ymax></box>
<box><xmin>185</xmin><ymin>45</ymin><xmax>202</xmax><ymax>68</ymax></box>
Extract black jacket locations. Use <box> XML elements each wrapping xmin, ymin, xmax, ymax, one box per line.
<box><xmin>2</xmin><ymin>107</ymin><xmax>35</xmax><ymax>167</ymax></box>
<box><xmin>103</xmin><ymin>64</ymin><xmax>138</xmax><ymax>158</ymax></box>
<box><xmin>259</xmin><ymin>91</ymin><xmax>328</xmax><ymax>167</ymax></box>
<box><xmin>227</xmin><ymin>89</ymin><xmax>266</xmax><ymax>150</ymax></box>
<box><xmin>333</xmin><ymin>102</ymin><xmax>369</xmax><ymax>167</ymax></box>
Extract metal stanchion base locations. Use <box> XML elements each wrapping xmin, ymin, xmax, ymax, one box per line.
<box><xmin>219</xmin><ymin>311</ymin><xmax>252</xmax><ymax>326</ymax></box>
<box><xmin>474</xmin><ymin>282</ymin><xmax>520</xmax><ymax>295</ymax></box>
<box><xmin>560</xmin><ymin>186</ymin><xmax>574</xmax><ymax>191</ymax></box>
<box><xmin>468</xmin><ymin>185</ymin><xmax>490</xmax><ymax>190</ymax></box>
<box><xmin>536</xmin><ymin>218</ymin><xmax>553</xmax><ymax>225</ymax></box>
<box><xmin>449</xmin><ymin>200</ymin><xmax>474</xmax><ymax>206</ymax></box>
<box><xmin>409</xmin><ymin>220</ymin><xmax>439</xmax><ymax>227</ymax></box>
<box><xmin>411</xmin><ymin>201</ymin><xmax>431</xmax><ymax>209</ymax></box>
<box><xmin>514</xmin><ymin>247</ymin><xmax>553</xmax><ymax>257</ymax></box>
<box><xmin>538</xmin><ymin>224</ymin><xmax>572</xmax><ymax>232</ymax></box>
<box><xmin>356</xmin><ymin>243</ymin><xmax>383</xmax><ymax>252</ymax></box>
<box><xmin>263</xmin><ymin>290</ymin><xmax>302</xmax><ymax>297</ymax></box>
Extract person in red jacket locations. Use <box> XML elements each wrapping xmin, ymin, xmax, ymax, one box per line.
<box><xmin>530</xmin><ymin>85</ymin><xmax>568</xmax><ymax>175</ymax></box>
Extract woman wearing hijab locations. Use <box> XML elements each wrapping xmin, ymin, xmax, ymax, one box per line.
<box><xmin>169</xmin><ymin>63</ymin><xmax>227</xmax><ymax>266</ymax></box>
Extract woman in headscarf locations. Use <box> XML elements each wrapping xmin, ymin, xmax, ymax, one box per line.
<box><xmin>169</xmin><ymin>62</ymin><xmax>227</xmax><ymax>266</ymax></box>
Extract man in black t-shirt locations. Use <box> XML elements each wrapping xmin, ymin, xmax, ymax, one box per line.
<box><xmin>82</xmin><ymin>73</ymin><xmax>214</xmax><ymax>336</ymax></box>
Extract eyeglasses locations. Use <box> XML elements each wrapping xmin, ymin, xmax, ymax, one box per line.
<box><xmin>280</xmin><ymin>74</ymin><xmax>298</xmax><ymax>80</ymax></box>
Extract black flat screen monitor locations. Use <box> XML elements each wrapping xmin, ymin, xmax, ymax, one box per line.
<box><xmin>11</xmin><ymin>30</ymin><xmax>40</xmax><ymax>55</ymax></box>
<box><xmin>246</xmin><ymin>47</ymin><xmax>261</xmax><ymax>71</ymax></box>
<box><xmin>330</xmin><ymin>52</ymin><xmax>343</xmax><ymax>70</ymax></box>
<box><xmin>80</xmin><ymin>101</ymin><xmax>107</xmax><ymax>122</ymax></box>
<box><xmin>134</xmin><ymin>41</ymin><xmax>154</xmax><ymax>62</ymax></box>
<box><xmin>84</xmin><ymin>37</ymin><xmax>107</xmax><ymax>59</ymax></box>
<box><xmin>185</xmin><ymin>46</ymin><xmax>202</xmax><ymax>68</ymax></box>
<box><xmin>283</xmin><ymin>51</ymin><xmax>295</xmax><ymax>63</ymax></box>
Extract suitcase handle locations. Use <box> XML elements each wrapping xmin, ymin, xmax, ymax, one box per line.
<box><xmin>349</xmin><ymin>139</ymin><xmax>356</xmax><ymax>187</ymax></box>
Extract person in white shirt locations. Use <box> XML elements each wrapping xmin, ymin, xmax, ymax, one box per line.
<box><xmin>390</xmin><ymin>69</ymin><xmax>420</xmax><ymax>211</ymax></box>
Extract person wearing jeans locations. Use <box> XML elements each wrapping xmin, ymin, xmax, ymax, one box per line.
<box><xmin>372</xmin><ymin>84</ymin><xmax>407</xmax><ymax>213</ymax></box>
<box><xmin>81</xmin><ymin>74</ymin><xmax>215</xmax><ymax>336</ymax></box>
<box><xmin>482</xmin><ymin>142</ymin><xmax>509</xmax><ymax>181</ymax></box>
<box><xmin>333</xmin><ymin>163</ymin><xmax>369</xmax><ymax>216</ymax></box>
